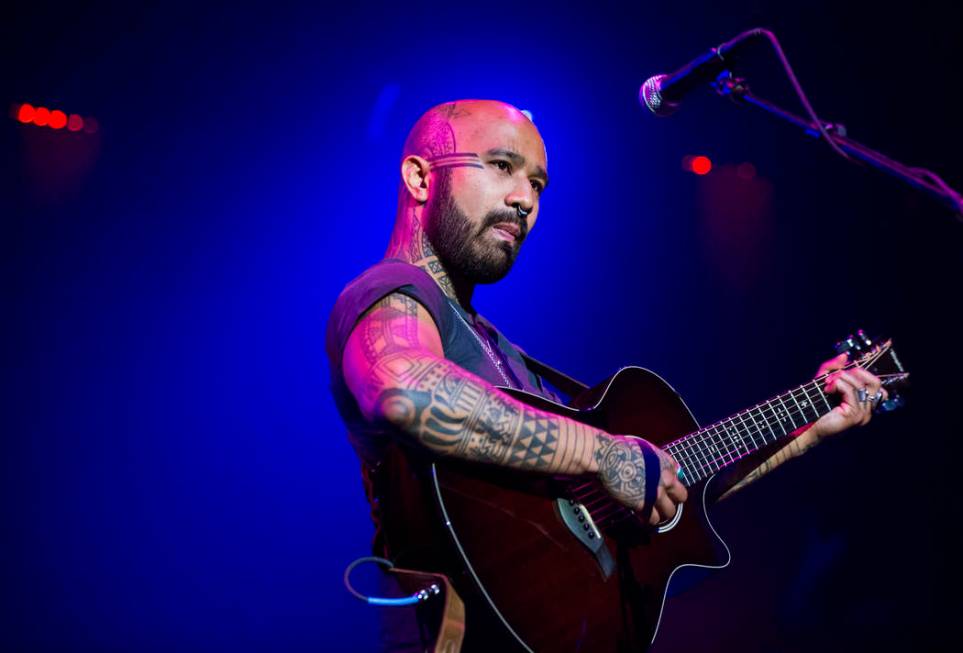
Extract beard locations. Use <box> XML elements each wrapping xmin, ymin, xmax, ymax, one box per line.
<box><xmin>423</xmin><ymin>169</ymin><xmax>528</xmax><ymax>284</ymax></box>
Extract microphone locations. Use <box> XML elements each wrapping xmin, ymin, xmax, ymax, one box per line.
<box><xmin>639</xmin><ymin>28</ymin><xmax>770</xmax><ymax>116</ymax></box>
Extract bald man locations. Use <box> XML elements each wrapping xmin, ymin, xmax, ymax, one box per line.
<box><xmin>326</xmin><ymin>100</ymin><xmax>884</xmax><ymax>651</ymax></box>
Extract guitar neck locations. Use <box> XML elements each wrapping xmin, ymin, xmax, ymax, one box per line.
<box><xmin>663</xmin><ymin>377</ymin><xmax>836</xmax><ymax>486</ymax></box>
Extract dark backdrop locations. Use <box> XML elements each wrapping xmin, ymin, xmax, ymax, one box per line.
<box><xmin>3</xmin><ymin>2</ymin><xmax>961</xmax><ymax>651</ymax></box>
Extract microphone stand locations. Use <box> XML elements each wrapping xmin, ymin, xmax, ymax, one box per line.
<box><xmin>712</xmin><ymin>74</ymin><xmax>963</xmax><ymax>220</ymax></box>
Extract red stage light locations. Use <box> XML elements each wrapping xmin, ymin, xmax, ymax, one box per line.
<box><xmin>691</xmin><ymin>156</ymin><xmax>712</xmax><ymax>175</ymax></box>
<box><xmin>33</xmin><ymin>106</ymin><xmax>50</xmax><ymax>127</ymax></box>
<box><xmin>49</xmin><ymin>109</ymin><xmax>67</xmax><ymax>129</ymax></box>
<box><xmin>17</xmin><ymin>103</ymin><xmax>35</xmax><ymax>123</ymax></box>
<box><xmin>13</xmin><ymin>103</ymin><xmax>96</xmax><ymax>134</ymax></box>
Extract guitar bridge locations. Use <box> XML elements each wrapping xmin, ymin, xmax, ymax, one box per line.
<box><xmin>556</xmin><ymin>498</ymin><xmax>615</xmax><ymax>579</ymax></box>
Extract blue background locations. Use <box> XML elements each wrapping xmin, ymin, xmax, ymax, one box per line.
<box><xmin>4</xmin><ymin>2</ymin><xmax>961</xmax><ymax>651</ymax></box>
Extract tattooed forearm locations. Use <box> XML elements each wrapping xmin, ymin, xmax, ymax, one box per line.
<box><xmin>372</xmin><ymin>351</ymin><xmax>597</xmax><ymax>474</ymax></box>
<box><xmin>716</xmin><ymin>429</ymin><xmax>820</xmax><ymax>501</ymax></box>
<box><xmin>348</xmin><ymin>292</ymin><xmax>602</xmax><ymax>475</ymax></box>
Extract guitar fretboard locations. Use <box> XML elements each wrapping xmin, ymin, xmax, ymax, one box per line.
<box><xmin>663</xmin><ymin>378</ymin><xmax>835</xmax><ymax>486</ymax></box>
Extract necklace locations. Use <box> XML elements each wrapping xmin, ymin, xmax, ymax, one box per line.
<box><xmin>449</xmin><ymin>305</ymin><xmax>516</xmax><ymax>388</ymax></box>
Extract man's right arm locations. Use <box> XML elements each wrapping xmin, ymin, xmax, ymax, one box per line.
<box><xmin>341</xmin><ymin>292</ymin><xmax>687</xmax><ymax>521</ymax></box>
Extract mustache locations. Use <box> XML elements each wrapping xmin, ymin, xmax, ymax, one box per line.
<box><xmin>481</xmin><ymin>210</ymin><xmax>529</xmax><ymax>243</ymax></box>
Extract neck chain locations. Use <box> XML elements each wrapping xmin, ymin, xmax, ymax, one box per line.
<box><xmin>448</xmin><ymin>306</ymin><xmax>516</xmax><ymax>388</ymax></box>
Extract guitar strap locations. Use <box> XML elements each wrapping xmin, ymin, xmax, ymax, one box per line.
<box><xmin>517</xmin><ymin>350</ymin><xmax>590</xmax><ymax>400</ymax></box>
<box><xmin>387</xmin><ymin>566</ymin><xmax>466</xmax><ymax>653</ymax></box>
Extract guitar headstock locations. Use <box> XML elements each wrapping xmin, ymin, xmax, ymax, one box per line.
<box><xmin>835</xmin><ymin>329</ymin><xmax>909</xmax><ymax>413</ymax></box>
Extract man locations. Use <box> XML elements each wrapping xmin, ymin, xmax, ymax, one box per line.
<box><xmin>326</xmin><ymin>100</ymin><xmax>885</xmax><ymax>651</ymax></box>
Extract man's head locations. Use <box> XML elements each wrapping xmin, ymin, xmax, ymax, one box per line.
<box><xmin>397</xmin><ymin>100</ymin><xmax>549</xmax><ymax>284</ymax></box>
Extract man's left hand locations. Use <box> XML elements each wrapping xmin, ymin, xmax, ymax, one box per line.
<box><xmin>808</xmin><ymin>352</ymin><xmax>887</xmax><ymax>441</ymax></box>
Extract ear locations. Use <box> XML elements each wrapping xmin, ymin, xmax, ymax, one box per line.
<box><xmin>400</xmin><ymin>155</ymin><xmax>431</xmax><ymax>203</ymax></box>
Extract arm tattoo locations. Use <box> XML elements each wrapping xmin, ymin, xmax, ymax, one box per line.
<box><xmin>717</xmin><ymin>430</ymin><xmax>819</xmax><ymax>500</ymax></box>
<box><xmin>374</xmin><ymin>352</ymin><xmax>587</xmax><ymax>473</ymax></box>
<box><xmin>593</xmin><ymin>435</ymin><xmax>647</xmax><ymax>506</ymax></box>
<box><xmin>357</xmin><ymin>293</ymin><xmax>596</xmax><ymax>475</ymax></box>
<box><xmin>359</xmin><ymin>294</ymin><xmax>420</xmax><ymax>361</ymax></box>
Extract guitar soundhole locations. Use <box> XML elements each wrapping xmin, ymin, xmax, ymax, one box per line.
<box><xmin>656</xmin><ymin>503</ymin><xmax>684</xmax><ymax>533</ymax></box>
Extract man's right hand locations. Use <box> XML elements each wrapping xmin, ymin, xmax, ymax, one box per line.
<box><xmin>594</xmin><ymin>434</ymin><xmax>688</xmax><ymax>525</ymax></box>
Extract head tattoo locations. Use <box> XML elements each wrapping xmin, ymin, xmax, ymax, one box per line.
<box><xmin>426</xmin><ymin>152</ymin><xmax>484</xmax><ymax>171</ymax></box>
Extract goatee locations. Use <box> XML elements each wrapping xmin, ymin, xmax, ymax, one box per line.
<box><xmin>424</xmin><ymin>170</ymin><xmax>527</xmax><ymax>284</ymax></box>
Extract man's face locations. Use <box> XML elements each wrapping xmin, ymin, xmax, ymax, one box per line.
<box><xmin>423</xmin><ymin>112</ymin><xmax>548</xmax><ymax>284</ymax></box>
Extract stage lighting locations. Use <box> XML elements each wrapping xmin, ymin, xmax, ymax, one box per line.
<box><xmin>682</xmin><ymin>154</ymin><xmax>713</xmax><ymax>175</ymax></box>
<box><xmin>13</xmin><ymin>102</ymin><xmax>97</xmax><ymax>134</ymax></box>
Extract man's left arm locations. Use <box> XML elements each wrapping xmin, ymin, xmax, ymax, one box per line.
<box><xmin>713</xmin><ymin>353</ymin><xmax>887</xmax><ymax>502</ymax></box>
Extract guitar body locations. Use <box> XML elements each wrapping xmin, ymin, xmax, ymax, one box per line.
<box><xmin>379</xmin><ymin>367</ymin><xmax>731</xmax><ymax>652</ymax></box>
<box><xmin>371</xmin><ymin>336</ymin><xmax>906</xmax><ymax>651</ymax></box>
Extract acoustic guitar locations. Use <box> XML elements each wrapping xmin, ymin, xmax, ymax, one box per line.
<box><xmin>378</xmin><ymin>332</ymin><xmax>908</xmax><ymax>652</ymax></box>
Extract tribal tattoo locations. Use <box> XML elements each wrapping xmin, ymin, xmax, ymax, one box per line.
<box><xmin>427</xmin><ymin>152</ymin><xmax>484</xmax><ymax>171</ymax></box>
<box><xmin>420</xmin><ymin>112</ymin><xmax>457</xmax><ymax>159</ymax></box>
<box><xmin>592</xmin><ymin>434</ymin><xmax>676</xmax><ymax>511</ymax></box>
<box><xmin>594</xmin><ymin>434</ymin><xmax>648</xmax><ymax>508</ymax></box>
<box><xmin>358</xmin><ymin>293</ymin><xmax>420</xmax><ymax>361</ymax></box>
<box><xmin>373</xmin><ymin>353</ymin><xmax>575</xmax><ymax>470</ymax></box>
<box><xmin>439</xmin><ymin>102</ymin><xmax>471</xmax><ymax>120</ymax></box>
<box><xmin>716</xmin><ymin>429</ymin><xmax>820</xmax><ymax>500</ymax></box>
<box><xmin>346</xmin><ymin>294</ymin><xmax>679</xmax><ymax>514</ymax></box>
<box><xmin>385</xmin><ymin>110</ymin><xmax>464</xmax><ymax>300</ymax></box>
<box><xmin>352</xmin><ymin>293</ymin><xmax>597</xmax><ymax>475</ymax></box>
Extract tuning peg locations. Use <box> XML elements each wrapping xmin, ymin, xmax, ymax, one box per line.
<box><xmin>835</xmin><ymin>335</ymin><xmax>855</xmax><ymax>356</ymax></box>
<box><xmin>835</xmin><ymin>329</ymin><xmax>875</xmax><ymax>358</ymax></box>
<box><xmin>875</xmin><ymin>394</ymin><xmax>905</xmax><ymax>414</ymax></box>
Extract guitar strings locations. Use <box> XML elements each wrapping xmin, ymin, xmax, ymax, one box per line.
<box><xmin>577</xmin><ymin>354</ymin><xmax>895</xmax><ymax>528</ymax></box>
<box><xmin>664</xmin><ymin>378</ymin><xmax>831</xmax><ymax>483</ymax></box>
<box><xmin>662</xmin><ymin>354</ymin><xmax>885</xmax><ymax>484</ymax></box>
<box><xmin>674</xmin><ymin>351</ymin><xmax>896</xmax><ymax>484</ymax></box>
<box><xmin>591</xmin><ymin>374</ymin><xmax>885</xmax><ymax>528</ymax></box>
<box><xmin>582</xmin><ymin>383</ymin><xmax>832</xmax><ymax>524</ymax></box>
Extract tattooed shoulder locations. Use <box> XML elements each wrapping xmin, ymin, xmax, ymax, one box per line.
<box><xmin>358</xmin><ymin>293</ymin><xmax>424</xmax><ymax>363</ymax></box>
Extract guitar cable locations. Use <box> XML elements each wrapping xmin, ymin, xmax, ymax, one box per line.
<box><xmin>343</xmin><ymin>556</ymin><xmax>441</xmax><ymax>607</ymax></box>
